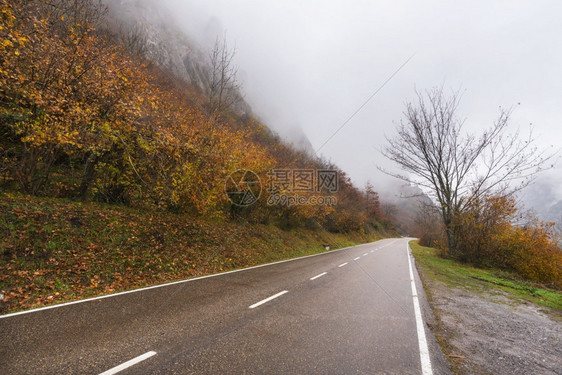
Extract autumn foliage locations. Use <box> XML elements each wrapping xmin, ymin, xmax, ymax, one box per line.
<box><xmin>0</xmin><ymin>0</ymin><xmax>395</xmax><ymax>313</ymax></box>
<box><xmin>0</xmin><ymin>0</ymin><xmax>386</xmax><ymax>230</ymax></box>
<box><xmin>451</xmin><ymin>195</ymin><xmax>562</xmax><ymax>289</ymax></box>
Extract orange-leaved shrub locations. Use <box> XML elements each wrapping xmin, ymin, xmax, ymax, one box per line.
<box><xmin>452</xmin><ymin>195</ymin><xmax>562</xmax><ymax>288</ymax></box>
<box><xmin>492</xmin><ymin>223</ymin><xmax>562</xmax><ymax>289</ymax></box>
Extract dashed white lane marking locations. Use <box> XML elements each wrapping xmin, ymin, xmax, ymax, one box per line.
<box><xmin>406</xmin><ymin>243</ymin><xmax>433</xmax><ymax>375</ymax></box>
<box><xmin>99</xmin><ymin>351</ymin><xmax>157</xmax><ymax>375</ymax></box>
<box><xmin>249</xmin><ymin>291</ymin><xmax>288</xmax><ymax>309</ymax></box>
<box><xmin>338</xmin><ymin>262</ymin><xmax>348</xmax><ymax>267</ymax></box>
<box><xmin>363</xmin><ymin>253</ymin><xmax>368</xmax><ymax>256</ymax></box>
<box><xmin>310</xmin><ymin>272</ymin><xmax>327</xmax><ymax>281</ymax></box>
<box><xmin>353</xmin><ymin>257</ymin><xmax>360</xmax><ymax>261</ymax></box>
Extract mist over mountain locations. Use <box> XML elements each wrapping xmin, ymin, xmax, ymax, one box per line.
<box><xmin>520</xmin><ymin>172</ymin><xmax>562</xmax><ymax>228</ymax></box>
<box><xmin>546</xmin><ymin>201</ymin><xmax>562</xmax><ymax>223</ymax></box>
<box><xmin>102</xmin><ymin>0</ymin><xmax>560</xmax><ymax>227</ymax></box>
<box><xmin>377</xmin><ymin>183</ymin><xmax>433</xmax><ymax>235</ymax></box>
<box><xmin>102</xmin><ymin>0</ymin><xmax>318</xmax><ymax>152</ymax></box>
<box><xmin>104</xmin><ymin>0</ymin><xmax>208</xmax><ymax>90</ymax></box>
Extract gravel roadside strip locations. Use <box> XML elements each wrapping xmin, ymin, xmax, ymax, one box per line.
<box><xmin>420</xmin><ymin>278</ymin><xmax>562</xmax><ymax>375</ymax></box>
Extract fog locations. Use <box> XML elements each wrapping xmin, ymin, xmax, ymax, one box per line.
<box><xmin>161</xmin><ymin>0</ymin><xmax>562</xmax><ymax>205</ymax></box>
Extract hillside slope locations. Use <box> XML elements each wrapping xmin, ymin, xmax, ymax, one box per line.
<box><xmin>0</xmin><ymin>0</ymin><xmax>396</xmax><ymax>315</ymax></box>
<box><xmin>0</xmin><ymin>191</ymin><xmax>392</xmax><ymax>314</ymax></box>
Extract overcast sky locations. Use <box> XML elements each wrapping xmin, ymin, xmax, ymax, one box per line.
<box><xmin>162</xmin><ymin>0</ymin><xmax>562</xmax><ymax>206</ymax></box>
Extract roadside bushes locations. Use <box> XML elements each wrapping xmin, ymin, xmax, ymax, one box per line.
<box><xmin>0</xmin><ymin>0</ymin><xmax>274</xmax><ymax>213</ymax></box>
<box><xmin>452</xmin><ymin>196</ymin><xmax>516</xmax><ymax>267</ymax></box>
<box><xmin>451</xmin><ymin>195</ymin><xmax>562</xmax><ymax>288</ymax></box>
<box><xmin>493</xmin><ymin>224</ymin><xmax>562</xmax><ymax>288</ymax></box>
<box><xmin>414</xmin><ymin>204</ymin><xmax>444</xmax><ymax>248</ymax></box>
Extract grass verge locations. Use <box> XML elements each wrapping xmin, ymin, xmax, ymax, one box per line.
<box><xmin>0</xmin><ymin>191</ymin><xmax>392</xmax><ymax>314</ymax></box>
<box><xmin>410</xmin><ymin>240</ymin><xmax>562</xmax><ymax>311</ymax></box>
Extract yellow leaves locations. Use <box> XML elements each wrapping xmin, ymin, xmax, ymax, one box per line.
<box><xmin>89</xmin><ymin>277</ymin><xmax>99</xmax><ymax>288</ymax></box>
<box><xmin>0</xmin><ymin>0</ymin><xmax>370</xmax><ymax>236</ymax></box>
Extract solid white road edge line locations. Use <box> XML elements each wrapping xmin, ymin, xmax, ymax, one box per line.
<box><xmin>406</xmin><ymin>243</ymin><xmax>433</xmax><ymax>375</ymax></box>
<box><xmin>249</xmin><ymin>291</ymin><xmax>288</xmax><ymax>309</ymax></box>
<box><xmin>310</xmin><ymin>272</ymin><xmax>327</xmax><ymax>280</ymax></box>
<box><xmin>338</xmin><ymin>262</ymin><xmax>348</xmax><ymax>267</ymax></box>
<box><xmin>0</xmin><ymin>240</ymin><xmax>389</xmax><ymax>319</ymax></box>
<box><xmin>99</xmin><ymin>351</ymin><xmax>156</xmax><ymax>375</ymax></box>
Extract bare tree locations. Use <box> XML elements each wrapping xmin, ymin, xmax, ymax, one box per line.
<box><xmin>383</xmin><ymin>87</ymin><xmax>556</xmax><ymax>257</ymax></box>
<box><xmin>42</xmin><ymin>0</ymin><xmax>107</xmax><ymax>30</ymax></box>
<box><xmin>554</xmin><ymin>221</ymin><xmax>562</xmax><ymax>245</ymax></box>
<box><xmin>381</xmin><ymin>202</ymin><xmax>397</xmax><ymax>220</ymax></box>
<box><xmin>119</xmin><ymin>22</ymin><xmax>149</xmax><ymax>59</ymax></box>
<box><xmin>207</xmin><ymin>36</ymin><xmax>241</xmax><ymax>117</ymax></box>
<box><xmin>364</xmin><ymin>181</ymin><xmax>382</xmax><ymax>219</ymax></box>
<box><xmin>413</xmin><ymin>201</ymin><xmax>443</xmax><ymax>247</ymax></box>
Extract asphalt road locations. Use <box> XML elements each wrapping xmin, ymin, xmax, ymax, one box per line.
<box><xmin>0</xmin><ymin>238</ymin><xmax>451</xmax><ymax>374</ymax></box>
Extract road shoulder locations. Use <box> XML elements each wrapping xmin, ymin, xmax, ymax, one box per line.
<box><xmin>409</xmin><ymin>241</ymin><xmax>453</xmax><ymax>375</ymax></box>
<box><xmin>411</xmin><ymin>241</ymin><xmax>562</xmax><ymax>375</ymax></box>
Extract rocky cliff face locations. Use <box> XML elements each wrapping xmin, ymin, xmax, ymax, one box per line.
<box><xmin>103</xmin><ymin>0</ymin><xmax>247</xmax><ymax>117</ymax></box>
<box><xmin>104</xmin><ymin>0</ymin><xmax>209</xmax><ymax>90</ymax></box>
<box><xmin>105</xmin><ymin>0</ymin><xmax>214</xmax><ymax>92</ymax></box>
<box><xmin>102</xmin><ymin>0</ymin><xmax>316</xmax><ymax>150</ymax></box>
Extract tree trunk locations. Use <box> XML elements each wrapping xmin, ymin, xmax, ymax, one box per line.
<box><xmin>78</xmin><ymin>153</ymin><xmax>98</xmax><ymax>198</ymax></box>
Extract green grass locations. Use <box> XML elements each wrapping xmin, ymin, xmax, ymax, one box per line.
<box><xmin>410</xmin><ymin>240</ymin><xmax>562</xmax><ymax>311</ymax></box>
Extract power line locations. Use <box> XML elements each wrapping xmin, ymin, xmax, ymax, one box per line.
<box><xmin>315</xmin><ymin>52</ymin><xmax>416</xmax><ymax>154</ymax></box>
